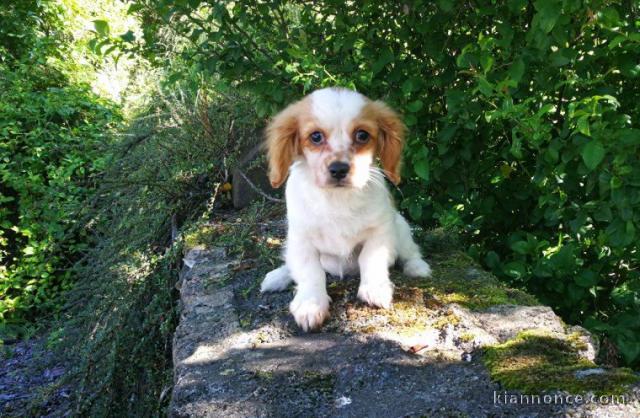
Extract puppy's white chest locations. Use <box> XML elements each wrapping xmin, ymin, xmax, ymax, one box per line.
<box><xmin>306</xmin><ymin>222</ymin><xmax>364</xmax><ymax>257</ymax></box>
<box><xmin>286</xmin><ymin>166</ymin><xmax>392</xmax><ymax>257</ymax></box>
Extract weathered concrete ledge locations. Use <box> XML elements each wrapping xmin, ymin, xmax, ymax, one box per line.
<box><xmin>171</xmin><ymin>224</ymin><xmax>639</xmax><ymax>417</ymax></box>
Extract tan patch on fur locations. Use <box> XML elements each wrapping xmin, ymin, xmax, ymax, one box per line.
<box><xmin>357</xmin><ymin>101</ymin><xmax>406</xmax><ymax>184</ymax></box>
<box><xmin>265</xmin><ymin>98</ymin><xmax>310</xmax><ymax>188</ymax></box>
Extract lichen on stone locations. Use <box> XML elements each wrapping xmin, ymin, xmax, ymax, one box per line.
<box><xmin>458</xmin><ymin>332</ymin><xmax>476</xmax><ymax>343</ymax></box>
<box><xmin>483</xmin><ymin>330</ymin><xmax>639</xmax><ymax>395</ymax></box>
<box><xmin>253</xmin><ymin>370</ymin><xmax>336</xmax><ymax>404</ymax></box>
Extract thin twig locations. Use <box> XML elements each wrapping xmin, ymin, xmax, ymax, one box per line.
<box><xmin>235</xmin><ymin>169</ymin><xmax>284</xmax><ymax>203</ymax></box>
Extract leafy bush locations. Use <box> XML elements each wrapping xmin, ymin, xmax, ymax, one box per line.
<box><xmin>125</xmin><ymin>0</ymin><xmax>640</xmax><ymax>366</ymax></box>
<box><xmin>0</xmin><ymin>0</ymin><xmax>120</xmax><ymax>330</ymax></box>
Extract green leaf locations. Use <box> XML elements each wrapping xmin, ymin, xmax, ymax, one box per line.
<box><xmin>598</xmin><ymin>6</ymin><xmax>621</xmax><ymax>28</ymax></box>
<box><xmin>437</xmin><ymin>0</ymin><xmax>454</xmax><ymax>12</ymax></box>
<box><xmin>625</xmin><ymin>220</ymin><xmax>636</xmax><ymax>244</ymax></box>
<box><xmin>93</xmin><ymin>20</ymin><xmax>110</xmax><ymax>37</ymax></box>
<box><xmin>408</xmin><ymin>200</ymin><xmax>423</xmax><ymax>221</ymax></box>
<box><xmin>372</xmin><ymin>49</ymin><xmax>394</xmax><ymax>74</ymax></box>
<box><xmin>445</xmin><ymin>90</ymin><xmax>465</xmax><ymax>114</ymax></box>
<box><xmin>504</xmin><ymin>261</ymin><xmax>526</xmax><ymax>279</ymax></box>
<box><xmin>127</xmin><ymin>4</ymin><xmax>145</xmax><ymax>13</ymax></box>
<box><xmin>577</xmin><ymin>116</ymin><xmax>590</xmax><ymax>136</ymax></box>
<box><xmin>575</xmin><ymin>270</ymin><xmax>598</xmax><ymax>287</ymax></box>
<box><xmin>103</xmin><ymin>45</ymin><xmax>118</xmax><ymax>57</ymax></box>
<box><xmin>401</xmin><ymin>79</ymin><xmax>416</xmax><ymax>95</ymax></box>
<box><xmin>404</xmin><ymin>114</ymin><xmax>417</xmax><ymax>126</ymax></box>
<box><xmin>507</xmin><ymin>0</ymin><xmax>527</xmax><ymax>12</ymax></box>
<box><xmin>485</xmin><ymin>251</ymin><xmax>501</xmax><ymax>270</ymax></box>
<box><xmin>510</xmin><ymin>131</ymin><xmax>523</xmax><ymax>159</ymax></box>
<box><xmin>534</xmin><ymin>0</ymin><xmax>560</xmax><ymax>33</ymax></box>
<box><xmin>608</xmin><ymin>35</ymin><xmax>626</xmax><ymax>49</ymax></box>
<box><xmin>510</xmin><ymin>241</ymin><xmax>530</xmax><ymax>255</ymax></box>
<box><xmin>456</xmin><ymin>44</ymin><xmax>476</xmax><ymax>69</ymax></box>
<box><xmin>618</xmin><ymin>129</ymin><xmax>640</xmax><ymax>146</ymax></box>
<box><xmin>550</xmin><ymin>53</ymin><xmax>570</xmax><ymax>67</ymax></box>
<box><xmin>407</xmin><ymin>100</ymin><xmax>424</xmax><ymax>113</ymax></box>
<box><xmin>509</xmin><ymin>58</ymin><xmax>525</xmax><ymax>84</ymax></box>
<box><xmin>581</xmin><ymin>140</ymin><xmax>605</xmax><ymax>170</ymax></box>
<box><xmin>536</xmin><ymin>103</ymin><xmax>554</xmax><ymax>117</ymax></box>
<box><xmin>477</xmin><ymin>77</ymin><xmax>493</xmax><ymax>97</ymax></box>
<box><xmin>120</xmin><ymin>30</ymin><xmax>135</xmax><ymax>43</ymax></box>
<box><xmin>615</xmin><ymin>336</ymin><xmax>640</xmax><ymax>364</ymax></box>
<box><xmin>605</xmin><ymin>219</ymin><xmax>634</xmax><ymax>247</ymax></box>
<box><xmin>414</xmin><ymin>158</ymin><xmax>430</xmax><ymax>181</ymax></box>
<box><xmin>594</xmin><ymin>204</ymin><xmax>612</xmax><ymax>222</ymax></box>
<box><xmin>480</xmin><ymin>54</ymin><xmax>494</xmax><ymax>73</ymax></box>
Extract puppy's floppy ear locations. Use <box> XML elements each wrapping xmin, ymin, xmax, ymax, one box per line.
<box><xmin>265</xmin><ymin>100</ymin><xmax>303</xmax><ymax>188</ymax></box>
<box><xmin>371</xmin><ymin>100</ymin><xmax>406</xmax><ymax>185</ymax></box>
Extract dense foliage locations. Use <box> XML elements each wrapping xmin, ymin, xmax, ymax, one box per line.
<box><xmin>2</xmin><ymin>1</ymin><xmax>261</xmax><ymax>414</ymax></box>
<box><xmin>2</xmin><ymin>1</ymin><xmax>639</xmax><ymax>414</ymax></box>
<box><xmin>0</xmin><ymin>1</ymin><xmax>119</xmax><ymax>330</ymax></box>
<box><xmin>119</xmin><ymin>0</ymin><xmax>640</xmax><ymax>366</ymax></box>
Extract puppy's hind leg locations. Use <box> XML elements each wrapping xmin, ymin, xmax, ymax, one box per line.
<box><xmin>261</xmin><ymin>265</ymin><xmax>293</xmax><ymax>292</ymax></box>
<box><xmin>394</xmin><ymin>213</ymin><xmax>432</xmax><ymax>278</ymax></box>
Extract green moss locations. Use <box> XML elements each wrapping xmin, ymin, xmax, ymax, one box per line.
<box><xmin>337</xmin><ymin>287</ymin><xmax>434</xmax><ymax>335</ymax></box>
<box><xmin>183</xmin><ymin>224</ymin><xmax>221</xmax><ymax>249</ymax></box>
<box><xmin>253</xmin><ymin>370</ymin><xmax>335</xmax><ymax>396</ymax></box>
<box><xmin>300</xmin><ymin>371</ymin><xmax>336</xmax><ymax>395</ymax></box>
<box><xmin>432</xmin><ymin>309</ymin><xmax>461</xmax><ymax>330</ymax></box>
<box><xmin>254</xmin><ymin>370</ymin><xmax>274</xmax><ymax>380</ymax></box>
<box><xmin>326</xmin><ymin>229</ymin><xmax>543</xmax><ymax>335</ymax></box>
<box><xmin>483</xmin><ymin>330</ymin><xmax>638</xmax><ymax>395</ymax></box>
<box><xmin>396</xmin><ymin>251</ymin><xmax>538</xmax><ymax>310</ymax></box>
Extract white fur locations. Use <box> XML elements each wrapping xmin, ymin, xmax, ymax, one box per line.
<box><xmin>260</xmin><ymin>88</ymin><xmax>431</xmax><ymax>331</ymax></box>
<box><xmin>260</xmin><ymin>265</ymin><xmax>291</xmax><ymax>292</ymax></box>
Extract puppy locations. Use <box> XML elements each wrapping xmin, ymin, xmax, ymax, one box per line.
<box><xmin>260</xmin><ymin>87</ymin><xmax>432</xmax><ymax>331</ymax></box>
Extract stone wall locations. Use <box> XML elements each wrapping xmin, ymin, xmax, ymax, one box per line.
<box><xmin>171</xmin><ymin>225</ymin><xmax>639</xmax><ymax>417</ymax></box>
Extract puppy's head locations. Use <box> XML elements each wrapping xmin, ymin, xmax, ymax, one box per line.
<box><xmin>266</xmin><ymin>88</ymin><xmax>405</xmax><ymax>189</ymax></box>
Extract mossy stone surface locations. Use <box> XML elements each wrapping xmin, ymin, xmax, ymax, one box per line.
<box><xmin>395</xmin><ymin>251</ymin><xmax>538</xmax><ymax>311</ymax></box>
<box><xmin>483</xmin><ymin>330</ymin><xmax>639</xmax><ymax>396</ymax></box>
<box><xmin>172</xmin><ymin>216</ymin><xmax>640</xmax><ymax>417</ymax></box>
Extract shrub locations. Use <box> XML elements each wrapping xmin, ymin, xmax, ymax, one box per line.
<box><xmin>0</xmin><ymin>0</ymin><xmax>120</xmax><ymax>330</ymax></box>
<box><xmin>124</xmin><ymin>0</ymin><xmax>640</xmax><ymax>366</ymax></box>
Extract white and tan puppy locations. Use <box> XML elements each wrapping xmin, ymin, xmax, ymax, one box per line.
<box><xmin>260</xmin><ymin>87</ymin><xmax>431</xmax><ymax>331</ymax></box>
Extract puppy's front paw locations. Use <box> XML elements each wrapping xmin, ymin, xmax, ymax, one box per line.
<box><xmin>403</xmin><ymin>258</ymin><xmax>432</xmax><ymax>278</ymax></box>
<box><xmin>290</xmin><ymin>290</ymin><xmax>331</xmax><ymax>331</ymax></box>
<box><xmin>358</xmin><ymin>281</ymin><xmax>394</xmax><ymax>309</ymax></box>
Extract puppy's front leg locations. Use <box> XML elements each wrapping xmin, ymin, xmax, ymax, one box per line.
<box><xmin>358</xmin><ymin>234</ymin><xmax>394</xmax><ymax>309</ymax></box>
<box><xmin>286</xmin><ymin>236</ymin><xmax>331</xmax><ymax>331</ymax></box>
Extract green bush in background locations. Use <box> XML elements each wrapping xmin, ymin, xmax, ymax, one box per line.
<box><xmin>0</xmin><ymin>0</ymin><xmax>120</xmax><ymax>330</ymax></box>
<box><xmin>122</xmin><ymin>0</ymin><xmax>640</xmax><ymax>366</ymax></box>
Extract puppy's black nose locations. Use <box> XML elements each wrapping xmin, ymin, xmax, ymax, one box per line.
<box><xmin>328</xmin><ymin>161</ymin><xmax>350</xmax><ymax>180</ymax></box>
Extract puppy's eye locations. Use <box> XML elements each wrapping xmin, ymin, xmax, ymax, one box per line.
<box><xmin>309</xmin><ymin>131</ymin><xmax>324</xmax><ymax>145</ymax></box>
<box><xmin>355</xmin><ymin>130</ymin><xmax>370</xmax><ymax>144</ymax></box>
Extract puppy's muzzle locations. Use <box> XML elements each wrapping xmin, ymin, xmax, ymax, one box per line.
<box><xmin>328</xmin><ymin>161</ymin><xmax>350</xmax><ymax>180</ymax></box>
